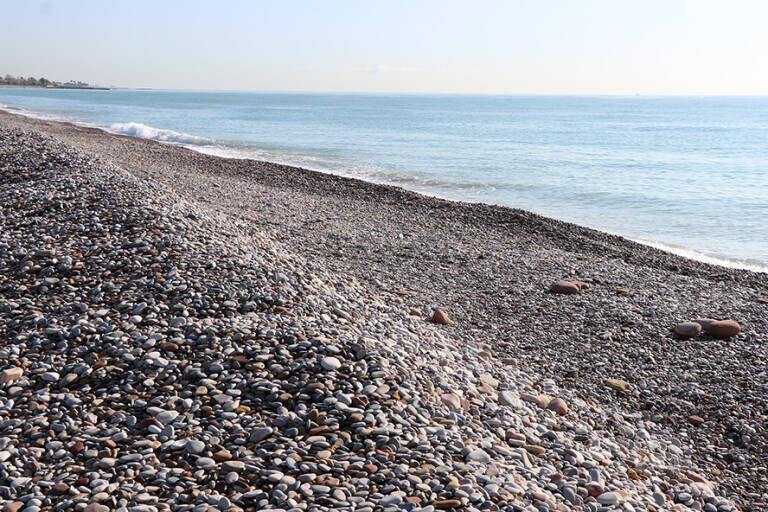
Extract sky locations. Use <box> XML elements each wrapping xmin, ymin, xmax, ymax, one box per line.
<box><xmin>2</xmin><ymin>0</ymin><xmax>768</xmax><ymax>95</ymax></box>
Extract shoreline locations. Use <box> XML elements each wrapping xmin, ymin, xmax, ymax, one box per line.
<box><xmin>0</xmin><ymin>104</ymin><xmax>766</xmax><ymax>273</ymax></box>
<box><xmin>2</xmin><ymin>110</ymin><xmax>768</xmax><ymax>505</ymax></box>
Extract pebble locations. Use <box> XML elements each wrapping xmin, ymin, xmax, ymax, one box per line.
<box><xmin>546</xmin><ymin>397</ymin><xmax>568</xmax><ymax>415</ymax></box>
<box><xmin>466</xmin><ymin>448</ymin><xmax>491</xmax><ymax>464</ymax></box>
<box><xmin>605</xmin><ymin>378</ymin><xmax>630</xmax><ymax>392</ymax></box>
<box><xmin>0</xmin><ymin>367</ymin><xmax>23</xmax><ymax>384</ymax></box>
<box><xmin>674</xmin><ymin>322</ymin><xmax>702</xmax><ymax>338</ymax></box>
<box><xmin>704</xmin><ymin>319</ymin><xmax>741</xmax><ymax>338</ymax></box>
<box><xmin>431</xmin><ymin>308</ymin><xmax>450</xmax><ymax>324</ymax></box>
<box><xmin>597</xmin><ymin>491</ymin><xmax>621</xmax><ymax>505</ymax></box>
<box><xmin>550</xmin><ymin>280</ymin><xmax>581</xmax><ymax>294</ymax></box>
<box><xmin>320</xmin><ymin>356</ymin><xmax>342</xmax><ymax>371</ymax></box>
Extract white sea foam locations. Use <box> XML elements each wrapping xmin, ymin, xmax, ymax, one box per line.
<box><xmin>629</xmin><ymin>237</ymin><xmax>768</xmax><ymax>273</ymax></box>
<box><xmin>108</xmin><ymin>122</ymin><xmax>212</xmax><ymax>145</ymax></box>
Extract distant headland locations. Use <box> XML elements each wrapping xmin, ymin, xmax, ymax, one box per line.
<box><xmin>0</xmin><ymin>73</ymin><xmax>110</xmax><ymax>90</ymax></box>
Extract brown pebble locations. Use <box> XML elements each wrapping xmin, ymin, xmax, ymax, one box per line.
<box><xmin>550</xmin><ymin>280</ymin><xmax>580</xmax><ymax>294</ymax></box>
<box><xmin>758</xmin><ymin>297</ymin><xmax>768</xmax><ymax>304</ymax></box>
<box><xmin>212</xmin><ymin>450</ymin><xmax>232</xmax><ymax>461</ymax></box>
<box><xmin>4</xmin><ymin>503</ymin><xmax>24</xmax><ymax>512</ymax></box>
<box><xmin>523</xmin><ymin>444</ymin><xmax>546</xmax><ymax>455</ymax></box>
<box><xmin>616</xmin><ymin>287</ymin><xmax>630</xmax><ymax>294</ymax></box>
<box><xmin>587</xmin><ymin>483</ymin><xmax>604</xmax><ymax>496</ymax></box>
<box><xmin>688</xmin><ymin>415</ymin><xmax>705</xmax><ymax>426</ymax></box>
<box><xmin>431</xmin><ymin>309</ymin><xmax>450</xmax><ymax>325</ymax></box>
<box><xmin>433</xmin><ymin>499</ymin><xmax>462</xmax><ymax>509</ymax></box>
<box><xmin>546</xmin><ymin>397</ymin><xmax>568</xmax><ymax>416</ymax></box>
<box><xmin>704</xmin><ymin>319</ymin><xmax>741</xmax><ymax>338</ymax></box>
<box><xmin>52</xmin><ymin>482</ymin><xmax>69</xmax><ymax>494</ymax></box>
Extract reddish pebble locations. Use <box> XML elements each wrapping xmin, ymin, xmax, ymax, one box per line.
<box><xmin>52</xmin><ymin>482</ymin><xmax>69</xmax><ymax>494</ymax></box>
<box><xmin>587</xmin><ymin>483</ymin><xmax>604</xmax><ymax>497</ymax></box>
<box><xmin>688</xmin><ymin>415</ymin><xmax>705</xmax><ymax>426</ymax></box>
<box><xmin>703</xmin><ymin>320</ymin><xmax>741</xmax><ymax>338</ymax></box>
<box><xmin>550</xmin><ymin>280</ymin><xmax>580</xmax><ymax>294</ymax></box>
<box><xmin>546</xmin><ymin>398</ymin><xmax>568</xmax><ymax>416</ymax></box>
<box><xmin>431</xmin><ymin>309</ymin><xmax>450</xmax><ymax>325</ymax></box>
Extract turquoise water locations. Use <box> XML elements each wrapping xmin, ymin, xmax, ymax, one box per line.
<box><xmin>1</xmin><ymin>88</ymin><xmax>767</xmax><ymax>270</ymax></box>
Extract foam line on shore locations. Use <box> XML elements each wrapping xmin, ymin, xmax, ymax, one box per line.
<box><xmin>627</xmin><ymin>237</ymin><xmax>768</xmax><ymax>273</ymax></box>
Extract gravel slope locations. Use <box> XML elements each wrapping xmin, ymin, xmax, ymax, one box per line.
<box><xmin>1</xmin><ymin>112</ymin><xmax>766</xmax><ymax>511</ymax></box>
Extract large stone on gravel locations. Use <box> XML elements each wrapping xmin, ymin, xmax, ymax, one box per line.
<box><xmin>674</xmin><ymin>322</ymin><xmax>702</xmax><ymax>338</ymax></box>
<box><xmin>688</xmin><ymin>415</ymin><xmax>705</xmax><ymax>426</ymax></box>
<box><xmin>546</xmin><ymin>398</ymin><xmax>568</xmax><ymax>416</ymax></box>
<box><xmin>704</xmin><ymin>319</ymin><xmax>741</xmax><ymax>338</ymax></box>
<box><xmin>550</xmin><ymin>281</ymin><xmax>580</xmax><ymax>294</ymax></box>
<box><xmin>0</xmin><ymin>367</ymin><xmax>23</xmax><ymax>385</ymax></box>
<box><xmin>431</xmin><ymin>309</ymin><xmax>450</xmax><ymax>324</ymax></box>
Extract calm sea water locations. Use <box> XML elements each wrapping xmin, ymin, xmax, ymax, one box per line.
<box><xmin>1</xmin><ymin>88</ymin><xmax>767</xmax><ymax>271</ymax></box>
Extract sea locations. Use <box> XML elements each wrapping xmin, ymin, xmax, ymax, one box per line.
<box><xmin>1</xmin><ymin>88</ymin><xmax>766</xmax><ymax>271</ymax></box>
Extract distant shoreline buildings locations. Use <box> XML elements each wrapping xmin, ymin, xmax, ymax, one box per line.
<box><xmin>0</xmin><ymin>74</ymin><xmax>109</xmax><ymax>90</ymax></box>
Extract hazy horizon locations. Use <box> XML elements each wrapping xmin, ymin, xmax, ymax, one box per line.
<box><xmin>3</xmin><ymin>0</ymin><xmax>768</xmax><ymax>95</ymax></box>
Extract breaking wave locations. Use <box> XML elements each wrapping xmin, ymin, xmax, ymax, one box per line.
<box><xmin>108</xmin><ymin>122</ymin><xmax>212</xmax><ymax>145</ymax></box>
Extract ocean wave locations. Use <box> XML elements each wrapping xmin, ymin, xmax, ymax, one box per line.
<box><xmin>108</xmin><ymin>122</ymin><xmax>213</xmax><ymax>145</ymax></box>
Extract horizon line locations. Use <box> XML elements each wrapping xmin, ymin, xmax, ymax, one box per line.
<box><xmin>105</xmin><ymin>87</ymin><xmax>768</xmax><ymax>98</ymax></box>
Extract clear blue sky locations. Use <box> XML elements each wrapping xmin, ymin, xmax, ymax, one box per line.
<box><xmin>2</xmin><ymin>0</ymin><xmax>767</xmax><ymax>94</ymax></box>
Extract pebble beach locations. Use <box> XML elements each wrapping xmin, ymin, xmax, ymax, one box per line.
<box><xmin>0</xmin><ymin>111</ymin><xmax>766</xmax><ymax>512</ymax></box>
